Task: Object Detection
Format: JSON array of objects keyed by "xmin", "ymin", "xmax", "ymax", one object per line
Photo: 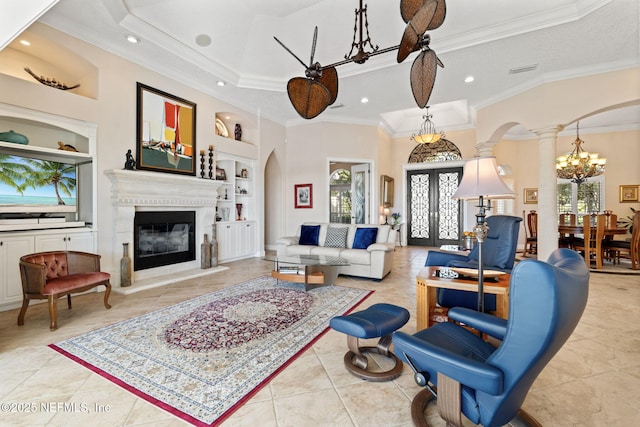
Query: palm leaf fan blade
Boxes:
[
  {"xmin": 397, "ymin": 0, "xmax": 437, "ymax": 63},
  {"xmin": 316, "ymin": 66, "xmax": 338, "ymax": 105},
  {"xmin": 410, "ymin": 49, "xmax": 438, "ymax": 108},
  {"xmin": 287, "ymin": 78, "xmax": 331, "ymax": 119}
]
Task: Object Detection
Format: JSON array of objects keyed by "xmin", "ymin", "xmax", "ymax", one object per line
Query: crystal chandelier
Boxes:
[
  {"xmin": 411, "ymin": 106, "xmax": 444, "ymax": 144},
  {"xmin": 556, "ymin": 122, "xmax": 606, "ymax": 184}
]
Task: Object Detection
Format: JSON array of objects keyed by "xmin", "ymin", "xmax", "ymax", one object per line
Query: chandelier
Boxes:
[
  {"xmin": 411, "ymin": 107, "xmax": 444, "ymax": 144},
  {"xmin": 556, "ymin": 122, "xmax": 606, "ymax": 184}
]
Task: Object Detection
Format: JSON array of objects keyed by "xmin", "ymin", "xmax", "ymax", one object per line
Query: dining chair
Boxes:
[
  {"xmin": 604, "ymin": 210, "xmax": 640, "ymax": 269},
  {"xmin": 573, "ymin": 214, "xmax": 606, "ymax": 269},
  {"xmin": 522, "ymin": 210, "xmax": 537, "ymax": 257},
  {"xmin": 558, "ymin": 213, "xmax": 576, "ymax": 248}
]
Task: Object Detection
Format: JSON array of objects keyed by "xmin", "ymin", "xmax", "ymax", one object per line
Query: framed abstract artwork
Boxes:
[
  {"xmin": 294, "ymin": 184, "xmax": 313, "ymax": 208},
  {"xmin": 136, "ymin": 82, "xmax": 197, "ymax": 175}
]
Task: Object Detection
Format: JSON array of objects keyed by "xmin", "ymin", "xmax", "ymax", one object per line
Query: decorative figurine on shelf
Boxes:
[
  {"xmin": 124, "ymin": 149, "xmax": 136, "ymax": 170},
  {"xmin": 57, "ymin": 141, "xmax": 78, "ymax": 152},
  {"xmin": 236, "ymin": 203, "xmax": 243, "ymax": 221},
  {"xmin": 234, "ymin": 123, "xmax": 242, "ymax": 141},
  {"xmin": 224, "ymin": 188, "xmax": 228, "ymax": 200},
  {"xmin": 241, "ymin": 168, "xmax": 248, "ymax": 178}
]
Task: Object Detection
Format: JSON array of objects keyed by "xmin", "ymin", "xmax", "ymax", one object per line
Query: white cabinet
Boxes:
[
  {"xmin": 35, "ymin": 230, "xmax": 95, "ymax": 252},
  {"xmin": 0, "ymin": 234, "xmax": 35, "ymax": 308},
  {"xmin": 216, "ymin": 221, "xmax": 257, "ymax": 262}
]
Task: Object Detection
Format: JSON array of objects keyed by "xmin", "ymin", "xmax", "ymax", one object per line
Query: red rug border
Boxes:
[{"xmin": 48, "ymin": 286, "xmax": 374, "ymax": 426}]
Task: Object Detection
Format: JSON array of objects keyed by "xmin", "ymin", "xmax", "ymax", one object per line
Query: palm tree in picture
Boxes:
[
  {"xmin": 0, "ymin": 154, "xmax": 30, "ymax": 194},
  {"xmin": 22, "ymin": 159, "xmax": 76, "ymax": 205}
]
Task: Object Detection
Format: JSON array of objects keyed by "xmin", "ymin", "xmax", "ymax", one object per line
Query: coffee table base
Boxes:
[{"xmin": 271, "ymin": 264, "xmax": 340, "ymax": 291}]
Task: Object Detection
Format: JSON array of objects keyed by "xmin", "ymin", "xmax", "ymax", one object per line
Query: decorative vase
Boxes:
[
  {"xmin": 236, "ymin": 203, "xmax": 243, "ymax": 221},
  {"xmin": 0, "ymin": 130, "xmax": 29, "ymax": 145},
  {"xmin": 234, "ymin": 123, "xmax": 242, "ymax": 141},
  {"xmin": 210, "ymin": 224, "xmax": 218, "ymax": 267},
  {"xmin": 120, "ymin": 243, "xmax": 132, "ymax": 287},
  {"xmin": 201, "ymin": 234, "xmax": 212, "ymax": 269},
  {"xmin": 221, "ymin": 207, "xmax": 230, "ymax": 222}
]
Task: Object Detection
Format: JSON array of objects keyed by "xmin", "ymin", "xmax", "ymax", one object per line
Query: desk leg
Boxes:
[{"xmin": 416, "ymin": 279, "xmax": 437, "ymax": 330}]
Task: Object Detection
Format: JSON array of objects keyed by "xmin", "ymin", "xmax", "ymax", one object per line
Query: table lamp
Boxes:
[
  {"xmin": 383, "ymin": 207, "xmax": 392, "ymax": 225},
  {"xmin": 452, "ymin": 157, "xmax": 515, "ymax": 312}
]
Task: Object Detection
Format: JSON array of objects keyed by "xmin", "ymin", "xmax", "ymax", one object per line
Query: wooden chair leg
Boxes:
[
  {"xmin": 17, "ymin": 298, "xmax": 29, "ymax": 326},
  {"xmin": 67, "ymin": 294, "xmax": 72, "ymax": 309},
  {"xmin": 48, "ymin": 295, "xmax": 58, "ymax": 331},
  {"xmin": 103, "ymin": 283, "xmax": 112, "ymax": 309}
]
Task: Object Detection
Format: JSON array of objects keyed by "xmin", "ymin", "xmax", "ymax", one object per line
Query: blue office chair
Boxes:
[
  {"xmin": 425, "ymin": 215, "xmax": 522, "ymax": 312},
  {"xmin": 393, "ymin": 248, "xmax": 589, "ymax": 427}
]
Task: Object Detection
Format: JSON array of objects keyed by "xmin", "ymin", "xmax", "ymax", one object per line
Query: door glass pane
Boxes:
[
  {"xmin": 438, "ymin": 172, "xmax": 460, "ymax": 240},
  {"xmin": 410, "ymin": 173, "xmax": 430, "ymax": 239},
  {"xmin": 352, "ymin": 169, "xmax": 366, "ymax": 224}
]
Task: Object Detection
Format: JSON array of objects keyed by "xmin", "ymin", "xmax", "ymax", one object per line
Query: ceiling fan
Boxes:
[{"xmin": 274, "ymin": 0, "xmax": 447, "ymax": 119}]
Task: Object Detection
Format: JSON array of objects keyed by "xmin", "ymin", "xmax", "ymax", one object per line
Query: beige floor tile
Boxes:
[{"xmin": 0, "ymin": 247, "xmax": 639, "ymax": 426}]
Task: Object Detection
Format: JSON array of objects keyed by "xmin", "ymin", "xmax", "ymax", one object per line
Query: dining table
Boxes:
[{"xmin": 557, "ymin": 225, "xmax": 627, "ymax": 236}]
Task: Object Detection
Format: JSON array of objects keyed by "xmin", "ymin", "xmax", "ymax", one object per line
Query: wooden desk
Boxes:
[{"xmin": 416, "ymin": 267, "xmax": 511, "ymax": 330}]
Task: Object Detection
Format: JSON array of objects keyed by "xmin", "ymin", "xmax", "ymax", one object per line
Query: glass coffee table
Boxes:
[{"xmin": 263, "ymin": 254, "xmax": 350, "ymax": 291}]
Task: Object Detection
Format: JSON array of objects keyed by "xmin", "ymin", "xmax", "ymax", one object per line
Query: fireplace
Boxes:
[
  {"xmin": 133, "ymin": 211, "xmax": 196, "ymax": 271},
  {"xmin": 106, "ymin": 169, "xmax": 222, "ymax": 288}
]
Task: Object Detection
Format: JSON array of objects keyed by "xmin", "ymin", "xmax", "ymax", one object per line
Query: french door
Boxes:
[
  {"xmin": 350, "ymin": 163, "xmax": 370, "ymax": 224},
  {"xmin": 406, "ymin": 167, "xmax": 463, "ymax": 246}
]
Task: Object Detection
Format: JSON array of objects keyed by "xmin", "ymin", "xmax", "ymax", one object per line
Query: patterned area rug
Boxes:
[{"xmin": 49, "ymin": 277, "xmax": 372, "ymax": 426}]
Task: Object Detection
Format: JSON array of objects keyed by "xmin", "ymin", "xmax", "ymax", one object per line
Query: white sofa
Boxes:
[{"xmin": 276, "ymin": 223, "xmax": 395, "ymax": 280}]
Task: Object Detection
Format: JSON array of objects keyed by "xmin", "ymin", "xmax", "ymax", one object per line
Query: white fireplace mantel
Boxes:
[{"xmin": 105, "ymin": 169, "xmax": 225, "ymax": 292}]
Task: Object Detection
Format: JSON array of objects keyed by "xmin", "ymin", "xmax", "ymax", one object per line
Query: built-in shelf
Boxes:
[{"xmin": 0, "ymin": 140, "xmax": 92, "ymax": 164}]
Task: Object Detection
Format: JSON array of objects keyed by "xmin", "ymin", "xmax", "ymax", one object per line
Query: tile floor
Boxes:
[{"xmin": 0, "ymin": 246, "xmax": 639, "ymax": 426}]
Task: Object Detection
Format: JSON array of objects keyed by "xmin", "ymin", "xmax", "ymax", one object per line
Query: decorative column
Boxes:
[{"xmin": 532, "ymin": 125, "xmax": 564, "ymax": 260}]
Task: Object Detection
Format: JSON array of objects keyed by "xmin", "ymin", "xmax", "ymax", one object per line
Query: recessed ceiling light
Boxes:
[
  {"xmin": 464, "ymin": 75, "xmax": 475, "ymax": 83},
  {"xmin": 361, "ymin": 97, "xmax": 369, "ymax": 104},
  {"xmin": 217, "ymin": 81, "xmax": 226, "ymax": 87},
  {"xmin": 225, "ymin": 116, "xmax": 231, "ymax": 120},
  {"xmin": 20, "ymin": 40, "xmax": 31, "ymax": 46},
  {"xmin": 126, "ymin": 35, "xmax": 140, "ymax": 44},
  {"xmin": 195, "ymin": 34, "xmax": 212, "ymax": 47}
]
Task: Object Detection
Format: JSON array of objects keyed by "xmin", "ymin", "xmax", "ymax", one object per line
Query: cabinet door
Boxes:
[
  {"xmin": 217, "ymin": 223, "xmax": 234, "ymax": 261},
  {"xmin": 65, "ymin": 232, "xmax": 95, "ymax": 252},
  {"xmin": 35, "ymin": 231, "xmax": 94, "ymax": 252},
  {"xmin": 1, "ymin": 235, "xmax": 35, "ymax": 304},
  {"xmin": 239, "ymin": 222, "xmax": 256, "ymax": 258},
  {"xmin": 35, "ymin": 233, "xmax": 69, "ymax": 252}
]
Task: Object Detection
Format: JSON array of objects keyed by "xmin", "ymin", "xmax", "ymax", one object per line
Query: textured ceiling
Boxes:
[{"xmin": 23, "ymin": 0, "xmax": 640, "ymax": 136}]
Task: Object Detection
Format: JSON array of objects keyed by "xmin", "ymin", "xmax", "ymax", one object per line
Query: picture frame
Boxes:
[
  {"xmin": 136, "ymin": 82, "xmax": 197, "ymax": 175},
  {"xmin": 294, "ymin": 184, "xmax": 313, "ymax": 208},
  {"xmin": 619, "ymin": 185, "xmax": 639, "ymax": 203},
  {"xmin": 524, "ymin": 188, "xmax": 538, "ymax": 204},
  {"xmin": 215, "ymin": 167, "xmax": 227, "ymax": 181}
]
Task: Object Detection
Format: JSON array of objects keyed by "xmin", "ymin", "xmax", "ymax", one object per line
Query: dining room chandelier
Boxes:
[
  {"xmin": 556, "ymin": 122, "xmax": 606, "ymax": 184},
  {"xmin": 411, "ymin": 106, "xmax": 445, "ymax": 144}
]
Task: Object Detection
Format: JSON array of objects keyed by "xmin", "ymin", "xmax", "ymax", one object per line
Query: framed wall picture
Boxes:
[
  {"xmin": 294, "ymin": 184, "xmax": 313, "ymax": 208},
  {"xmin": 136, "ymin": 82, "xmax": 197, "ymax": 175},
  {"xmin": 619, "ymin": 185, "xmax": 639, "ymax": 202},
  {"xmin": 215, "ymin": 167, "xmax": 227, "ymax": 181},
  {"xmin": 524, "ymin": 188, "xmax": 538, "ymax": 204}
]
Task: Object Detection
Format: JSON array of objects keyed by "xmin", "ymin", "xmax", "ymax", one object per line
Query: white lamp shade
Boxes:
[{"xmin": 453, "ymin": 157, "xmax": 515, "ymax": 200}]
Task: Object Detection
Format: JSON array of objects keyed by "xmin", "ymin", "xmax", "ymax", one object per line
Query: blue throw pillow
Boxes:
[
  {"xmin": 352, "ymin": 227, "xmax": 378, "ymax": 249},
  {"xmin": 299, "ymin": 225, "xmax": 320, "ymax": 245}
]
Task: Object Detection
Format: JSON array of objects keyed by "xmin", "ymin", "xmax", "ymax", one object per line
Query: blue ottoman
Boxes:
[{"xmin": 330, "ymin": 303, "xmax": 410, "ymax": 381}]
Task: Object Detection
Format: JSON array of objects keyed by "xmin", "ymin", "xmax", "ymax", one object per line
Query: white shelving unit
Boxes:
[
  {"xmin": 215, "ymin": 153, "xmax": 257, "ymax": 262},
  {"xmin": 0, "ymin": 103, "xmax": 97, "ymax": 311}
]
